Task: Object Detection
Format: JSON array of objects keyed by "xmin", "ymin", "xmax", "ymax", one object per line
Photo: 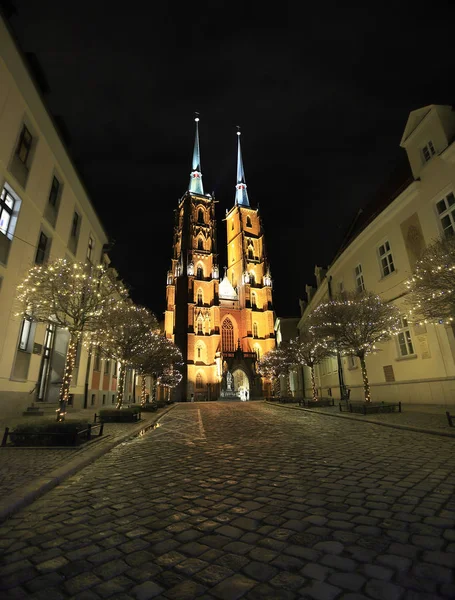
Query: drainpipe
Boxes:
[
  {"xmin": 328, "ymin": 275, "xmax": 347, "ymax": 400},
  {"xmin": 83, "ymin": 346, "xmax": 92, "ymax": 409}
]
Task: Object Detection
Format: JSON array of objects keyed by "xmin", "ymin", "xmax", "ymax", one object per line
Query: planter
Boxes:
[{"xmin": 98, "ymin": 407, "xmax": 141, "ymax": 423}]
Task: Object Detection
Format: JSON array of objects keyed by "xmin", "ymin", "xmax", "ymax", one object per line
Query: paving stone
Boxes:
[
  {"xmin": 174, "ymin": 558, "xmax": 208, "ymax": 576},
  {"xmin": 35, "ymin": 556, "xmax": 69, "ymax": 572},
  {"xmin": 244, "ymin": 582, "xmax": 296, "ymax": 599},
  {"xmin": 211, "ymin": 573, "xmax": 256, "ymax": 599},
  {"xmin": 364, "ymin": 579, "xmax": 404, "ymax": 600},
  {"xmin": 223, "ymin": 541, "xmax": 254, "ymax": 555},
  {"xmin": 421, "ymin": 550, "xmax": 455, "ymax": 567},
  {"xmin": 270, "ymin": 554, "xmax": 303, "ymax": 572},
  {"xmin": 94, "ymin": 576, "xmax": 133, "ymax": 598},
  {"xmin": 412, "ymin": 562, "xmax": 453, "ymax": 583},
  {"xmin": 313, "ymin": 541, "xmax": 344, "ymax": 555},
  {"xmin": 301, "ymin": 563, "xmax": 332, "ymax": 582},
  {"xmin": 362, "ymin": 564, "xmax": 394, "ymax": 580},
  {"xmin": 377, "ymin": 554, "xmax": 412, "ymax": 571},
  {"xmin": 164, "ymin": 579, "xmax": 207, "ymax": 600},
  {"xmin": 299, "ymin": 581, "xmax": 341, "ymax": 600},
  {"xmin": 195, "ymin": 564, "xmax": 234, "ymax": 586},
  {"xmin": 328, "ymin": 572, "xmax": 366, "ymax": 591},
  {"xmin": 215, "ymin": 553, "xmax": 249, "ymax": 571},
  {"xmin": 64, "ymin": 572, "xmax": 103, "ymax": 596},
  {"xmin": 320, "ymin": 554, "xmax": 357, "ymax": 571},
  {"xmin": 130, "ymin": 580, "xmax": 164, "ymax": 599},
  {"xmin": 243, "ymin": 560, "xmax": 278, "ymax": 582},
  {"xmin": 93, "ymin": 558, "xmax": 129, "ymax": 580}
]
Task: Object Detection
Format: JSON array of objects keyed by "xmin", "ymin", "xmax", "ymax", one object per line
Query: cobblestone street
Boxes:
[{"xmin": 0, "ymin": 401, "xmax": 454, "ymax": 600}]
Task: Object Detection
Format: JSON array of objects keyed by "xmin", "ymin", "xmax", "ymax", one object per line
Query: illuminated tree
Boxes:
[
  {"xmin": 17, "ymin": 259, "xmax": 124, "ymax": 420},
  {"xmin": 257, "ymin": 346, "xmax": 292, "ymax": 397},
  {"xmin": 97, "ymin": 302, "xmax": 158, "ymax": 408},
  {"xmin": 309, "ymin": 291, "xmax": 401, "ymax": 402},
  {"xmin": 158, "ymin": 367, "xmax": 183, "ymax": 402},
  {"xmin": 290, "ymin": 326, "xmax": 333, "ymax": 401},
  {"xmin": 405, "ymin": 235, "xmax": 455, "ymax": 323},
  {"xmin": 137, "ymin": 335, "xmax": 182, "ymax": 404}
]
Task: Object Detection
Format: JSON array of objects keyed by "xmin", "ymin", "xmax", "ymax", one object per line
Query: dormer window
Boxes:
[
  {"xmin": 422, "ymin": 141, "xmax": 436, "ymax": 163},
  {"xmin": 246, "ymin": 216, "xmax": 252, "ymax": 228}
]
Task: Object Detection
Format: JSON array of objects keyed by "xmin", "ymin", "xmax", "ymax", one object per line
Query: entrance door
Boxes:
[{"xmin": 233, "ymin": 369, "xmax": 250, "ymax": 401}]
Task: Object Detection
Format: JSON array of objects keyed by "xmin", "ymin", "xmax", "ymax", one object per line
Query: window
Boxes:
[
  {"xmin": 102, "ymin": 394, "xmax": 106, "ymax": 405},
  {"xmin": 87, "ymin": 235, "xmax": 95, "ymax": 262},
  {"xmin": 0, "ymin": 187, "xmax": 14, "ymax": 236},
  {"xmin": 222, "ymin": 318, "xmax": 235, "ymax": 352},
  {"xmin": 246, "ymin": 216, "xmax": 252, "ymax": 228},
  {"xmin": 91, "ymin": 394, "xmax": 96, "ymax": 406},
  {"xmin": 18, "ymin": 316, "xmax": 32, "ymax": 351},
  {"xmin": 248, "ymin": 245, "xmax": 253, "ymax": 259},
  {"xmin": 94, "ymin": 349, "xmax": 101, "ymax": 371},
  {"xmin": 397, "ymin": 316, "xmax": 414, "ymax": 357},
  {"xmin": 254, "ymin": 346, "xmax": 260, "ymax": 360},
  {"xmin": 48, "ymin": 176, "xmax": 60, "ymax": 208},
  {"xmin": 16, "ymin": 125, "xmax": 32, "ymax": 164},
  {"xmin": 347, "ymin": 355, "xmax": 357, "ymax": 369},
  {"xmin": 35, "ymin": 232, "xmax": 50, "ymax": 264},
  {"xmin": 69, "ymin": 210, "xmax": 81, "ymax": 254},
  {"xmin": 251, "ymin": 292, "xmax": 257, "ymax": 309},
  {"xmin": 112, "ymin": 394, "xmax": 115, "ymax": 405},
  {"xmin": 197, "ymin": 346, "xmax": 201, "ymax": 359},
  {"xmin": 196, "ymin": 373, "xmax": 203, "ymax": 388},
  {"xmin": 197, "ymin": 266, "xmax": 203, "ymax": 279},
  {"xmin": 378, "ymin": 241, "xmax": 395, "ymax": 277},
  {"xmin": 253, "ymin": 322, "xmax": 258, "ymax": 338},
  {"xmin": 198, "ymin": 209, "xmax": 204, "ymax": 223},
  {"xmin": 422, "ymin": 140, "xmax": 436, "ymax": 163},
  {"xmin": 197, "ymin": 290, "xmax": 203, "ymax": 306},
  {"xmin": 436, "ymin": 192, "xmax": 455, "ymax": 237},
  {"xmin": 231, "ymin": 221, "xmax": 234, "ymax": 230},
  {"xmin": 250, "ymin": 272, "xmax": 255, "ymax": 285},
  {"xmin": 104, "ymin": 359, "xmax": 110, "ymax": 374},
  {"xmin": 355, "ymin": 264, "xmax": 365, "ymax": 292},
  {"xmin": 197, "ymin": 238, "xmax": 203, "ymax": 250},
  {"xmin": 197, "ymin": 320, "xmax": 203, "ymax": 334}
]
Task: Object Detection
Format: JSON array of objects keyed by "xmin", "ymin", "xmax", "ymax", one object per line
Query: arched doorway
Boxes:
[{"xmin": 232, "ymin": 368, "xmax": 250, "ymax": 401}]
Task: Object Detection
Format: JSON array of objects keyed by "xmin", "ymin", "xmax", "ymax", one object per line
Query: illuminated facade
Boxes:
[{"xmin": 164, "ymin": 121, "xmax": 275, "ymax": 400}]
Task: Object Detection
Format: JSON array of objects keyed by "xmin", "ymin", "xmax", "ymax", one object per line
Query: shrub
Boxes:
[
  {"xmin": 140, "ymin": 403, "xmax": 157, "ymax": 412},
  {"xmin": 99, "ymin": 406, "xmax": 141, "ymax": 422},
  {"xmin": 9, "ymin": 419, "xmax": 90, "ymax": 447}
]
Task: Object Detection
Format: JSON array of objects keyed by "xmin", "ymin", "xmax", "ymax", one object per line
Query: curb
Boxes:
[
  {"xmin": 0, "ymin": 404, "xmax": 176, "ymax": 523},
  {"xmin": 265, "ymin": 401, "xmax": 455, "ymax": 439}
]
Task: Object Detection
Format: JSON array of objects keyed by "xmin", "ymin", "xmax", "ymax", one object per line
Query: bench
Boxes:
[{"xmin": 339, "ymin": 401, "xmax": 401, "ymax": 414}]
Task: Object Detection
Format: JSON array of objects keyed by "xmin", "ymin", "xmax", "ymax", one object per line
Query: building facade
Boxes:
[
  {"xmin": 165, "ymin": 121, "xmax": 276, "ymax": 400},
  {"xmin": 0, "ymin": 15, "xmax": 140, "ymax": 416},
  {"xmin": 299, "ymin": 104, "xmax": 455, "ymax": 405}
]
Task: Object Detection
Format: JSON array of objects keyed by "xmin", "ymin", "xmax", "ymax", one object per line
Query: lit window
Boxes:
[
  {"xmin": 196, "ymin": 373, "xmax": 203, "ymax": 388},
  {"xmin": 246, "ymin": 216, "xmax": 252, "ymax": 228},
  {"xmin": 197, "ymin": 266, "xmax": 203, "ymax": 279},
  {"xmin": 0, "ymin": 187, "xmax": 14, "ymax": 236},
  {"xmin": 378, "ymin": 241, "xmax": 395, "ymax": 277},
  {"xmin": 16, "ymin": 125, "xmax": 33, "ymax": 164},
  {"xmin": 251, "ymin": 292, "xmax": 257, "ymax": 309},
  {"xmin": 222, "ymin": 318, "xmax": 234, "ymax": 352},
  {"xmin": 250, "ymin": 271, "xmax": 256, "ymax": 285},
  {"xmin": 422, "ymin": 140, "xmax": 436, "ymax": 163},
  {"xmin": 248, "ymin": 245, "xmax": 253, "ymax": 259},
  {"xmin": 197, "ymin": 290, "xmax": 203, "ymax": 305},
  {"xmin": 254, "ymin": 346, "xmax": 260, "ymax": 360},
  {"xmin": 197, "ymin": 238, "xmax": 203, "ymax": 250},
  {"xmin": 104, "ymin": 359, "xmax": 110, "ymax": 374},
  {"xmin": 197, "ymin": 346, "xmax": 201, "ymax": 358},
  {"xmin": 436, "ymin": 192, "xmax": 455, "ymax": 237},
  {"xmin": 355, "ymin": 264, "xmax": 365, "ymax": 292},
  {"xmin": 397, "ymin": 316, "xmax": 414, "ymax": 357},
  {"xmin": 18, "ymin": 316, "xmax": 32, "ymax": 351},
  {"xmin": 87, "ymin": 235, "xmax": 94, "ymax": 262},
  {"xmin": 35, "ymin": 231, "xmax": 50, "ymax": 264},
  {"xmin": 253, "ymin": 322, "xmax": 258, "ymax": 338},
  {"xmin": 197, "ymin": 320, "xmax": 203, "ymax": 334}
]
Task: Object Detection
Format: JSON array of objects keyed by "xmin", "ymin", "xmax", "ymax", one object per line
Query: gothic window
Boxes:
[
  {"xmin": 246, "ymin": 216, "xmax": 252, "ymax": 228},
  {"xmin": 250, "ymin": 272, "xmax": 255, "ymax": 285},
  {"xmin": 197, "ymin": 319, "xmax": 203, "ymax": 335},
  {"xmin": 253, "ymin": 322, "xmax": 258, "ymax": 338},
  {"xmin": 198, "ymin": 209, "xmax": 204, "ymax": 224},
  {"xmin": 196, "ymin": 373, "xmax": 203, "ymax": 388},
  {"xmin": 251, "ymin": 292, "xmax": 257, "ymax": 309},
  {"xmin": 197, "ymin": 346, "xmax": 201, "ymax": 359},
  {"xmin": 197, "ymin": 290, "xmax": 203, "ymax": 305},
  {"xmin": 197, "ymin": 238, "xmax": 203, "ymax": 250},
  {"xmin": 248, "ymin": 244, "xmax": 253, "ymax": 259},
  {"xmin": 222, "ymin": 318, "xmax": 234, "ymax": 352},
  {"xmin": 254, "ymin": 345, "xmax": 260, "ymax": 360},
  {"xmin": 197, "ymin": 266, "xmax": 203, "ymax": 279}
]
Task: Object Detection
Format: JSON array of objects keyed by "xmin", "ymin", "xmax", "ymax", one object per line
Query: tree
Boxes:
[
  {"xmin": 405, "ymin": 235, "xmax": 455, "ymax": 323},
  {"xmin": 309, "ymin": 291, "xmax": 401, "ymax": 402},
  {"xmin": 137, "ymin": 335, "xmax": 182, "ymax": 404},
  {"xmin": 96, "ymin": 302, "xmax": 158, "ymax": 408},
  {"xmin": 17, "ymin": 259, "xmax": 124, "ymax": 420},
  {"xmin": 257, "ymin": 346, "xmax": 292, "ymax": 397},
  {"xmin": 289, "ymin": 325, "xmax": 333, "ymax": 401},
  {"xmin": 158, "ymin": 367, "xmax": 183, "ymax": 403}
]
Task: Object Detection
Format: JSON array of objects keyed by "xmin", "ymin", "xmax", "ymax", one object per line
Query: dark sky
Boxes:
[{"xmin": 4, "ymin": 1, "xmax": 455, "ymax": 319}]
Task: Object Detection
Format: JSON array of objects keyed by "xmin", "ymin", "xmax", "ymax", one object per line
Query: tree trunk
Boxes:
[
  {"xmin": 151, "ymin": 374, "xmax": 157, "ymax": 402},
  {"xmin": 359, "ymin": 353, "xmax": 371, "ymax": 402},
  {"xmin": 310, "ymin": 365, "xmax": 318, "ymax": 401},
  {"xmin": 116, "ymin": 362, "xmax": 126, "ymax": 408},
  {"xmin": 141, "ymin": 374, "xmax": 147, "ymax": 404},
  {"xmin": 274, "ymin": 376, "xmax": 281, "ymax": 398},
  {"xmin": 58, "ymin": 333, "xmax": 78, "ymax": 421}
]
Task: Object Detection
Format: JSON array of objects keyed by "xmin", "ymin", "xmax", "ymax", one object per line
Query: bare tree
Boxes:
[
  {"xmin": 405, "ymin": 235, "xmax": 455, "ymax": 323},
  {"xmin": 96, "ymin": 302, "xmax": 158, "ymax": 408},
  {"xmin": 137, "ymin": 335, "xmax": 182, "ymax": 404},
  {"xmin": 290, "ymin": 325, "xmax": 333, "ymax": 401},
  {"xmin": 17, "ymin": 259, "xmax": 124, "ymax": 420},
  {"xmin": 309, "ymin": 291, "xmax": 401, "ymax": 402}
]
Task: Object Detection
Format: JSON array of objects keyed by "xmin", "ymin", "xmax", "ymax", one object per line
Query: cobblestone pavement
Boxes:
[{"xmin": 0, "ymin": 402, "xmax": 454, "ymax": 600}]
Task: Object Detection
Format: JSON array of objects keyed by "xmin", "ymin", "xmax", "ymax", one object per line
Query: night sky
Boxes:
[{"xmin": 4, "ymin": 1, "xmax": 455, "ymax": 320}]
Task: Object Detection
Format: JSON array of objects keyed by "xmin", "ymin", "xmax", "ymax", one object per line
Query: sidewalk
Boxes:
[
  {"xmin": 0, "ymin": 404, "xmax": 176, "ymax": 523},
  {"xmin": 267, "ymin": 399, "xmax": 455, "ymax": 438}
]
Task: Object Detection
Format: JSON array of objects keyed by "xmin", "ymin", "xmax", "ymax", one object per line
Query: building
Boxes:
[
  {"xmin": 164, "ymin": 120, "xmax": 276, "ymax": 401},
  {"xmin": 0, "ymin": 14, "xmax": 139, "ymax": 417},
  {"xmin": 299, "ymin": 104, "xmax": 455, "ymax": 405},
  {"xmin": 274, "ymin": 315, "xmax": 303, "ymax": 397}
]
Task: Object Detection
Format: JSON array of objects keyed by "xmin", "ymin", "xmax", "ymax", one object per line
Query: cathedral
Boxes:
[{"xmin": 164, "ymin": 118, "xmax": 276, "ymax": 401}]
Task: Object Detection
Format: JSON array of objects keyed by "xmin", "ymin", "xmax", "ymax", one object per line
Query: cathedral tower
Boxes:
[
  {"xmin": 165, "ymin": 120, "xmax": 275, "ymax": 401},
  {"xmin": 164, "ymin": 117, "xmax": 221, "ymax": 401}
]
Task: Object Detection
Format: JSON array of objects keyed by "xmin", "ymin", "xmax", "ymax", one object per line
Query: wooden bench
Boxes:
[{"xmin": 339, "ymin": 401, "xmax": 401, "ymax": 414}]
